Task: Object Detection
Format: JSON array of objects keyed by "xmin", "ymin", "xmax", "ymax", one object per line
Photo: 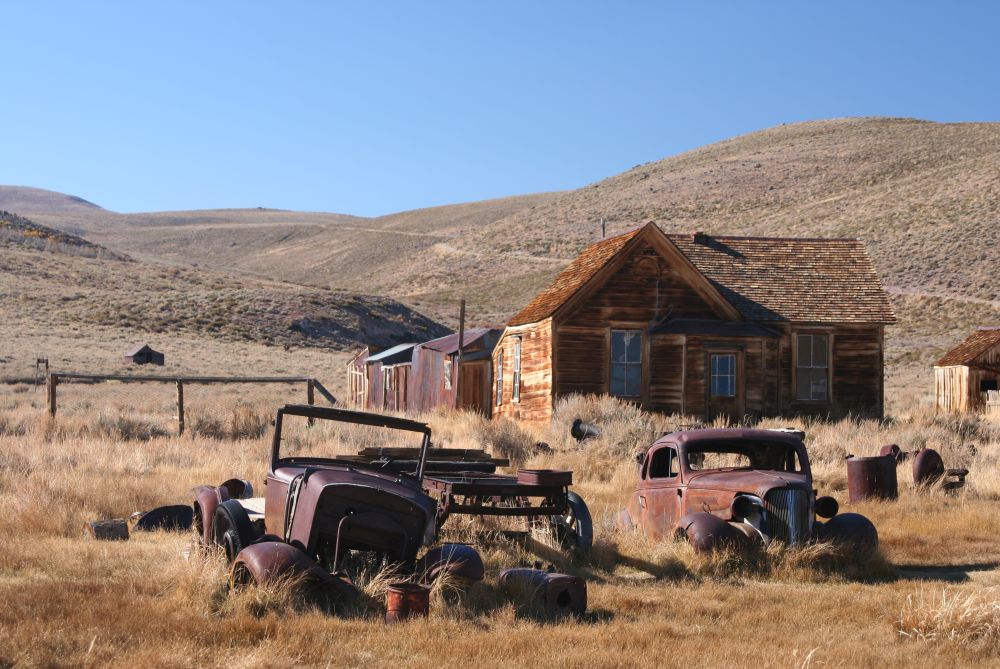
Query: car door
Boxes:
[{"xmin": 638, "ymin": 444, "xmax": 682, "ymax": 541}]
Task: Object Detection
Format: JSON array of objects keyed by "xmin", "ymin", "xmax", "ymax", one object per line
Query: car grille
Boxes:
[{"xmin": 764, "ymin": 488, "xmax": 810, "ymax": 545}]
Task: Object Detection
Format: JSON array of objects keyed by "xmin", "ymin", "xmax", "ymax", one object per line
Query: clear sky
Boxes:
[{"xmin": 2, "ymin": 2, "xmax": 998, "ymax": 216}]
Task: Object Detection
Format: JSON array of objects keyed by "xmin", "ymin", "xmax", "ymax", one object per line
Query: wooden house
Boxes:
[
  {"xmin": 346, "ymin": 347, "xmax": 372, "ymax": 408},
  {"xmin": 123, "ymin": 343, "xmax": 164, "ymax": 366},
  {"xmin": 408, "ymin": 328, "xmax": 502, "ymax": 415},
  {"xmin": 934, "ymin": 328, "xmax": 1000, "ymax": 413},
  {"xmin": 364, "ymin": 343, "xmax": 416, "ymax": 412},
  {"xmin": 492, "ymin": 223, "xmax": 895, "ymax": 422}
]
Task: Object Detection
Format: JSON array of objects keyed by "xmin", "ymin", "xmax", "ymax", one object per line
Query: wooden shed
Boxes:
[
  {"xmin": 492, "ymin": 223, "xmax": 895, "ymax": 423},
  {"xmin": 346, "ymin": 347, "xmax": 372, "ymax": 408},
  {"xmin": 934, "ymin": 327, "xmax": 1000, "ymax": 413},
  {"xmin": 123, "ymin": 343, "xmax": 164, "ymax": 366},
  {"xmin": 364, "ymin": 343, "xmax": 416, "ymax": 412},
  {"xmin": 408, "ymin": 328, "xmax": 501, "ymax": 416}
]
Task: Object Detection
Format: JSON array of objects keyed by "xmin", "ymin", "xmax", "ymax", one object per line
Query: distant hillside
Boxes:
[
  {"xmin": 8, "ymin": 117, "xmax": 995, "ymax": 329},
  {"xmin": 0, "ymin": 210, "xmax": 128, "ymax": 261},
  {"xmin": 0, "ymin": 244, "xmax": 447, "ymax": 355}
]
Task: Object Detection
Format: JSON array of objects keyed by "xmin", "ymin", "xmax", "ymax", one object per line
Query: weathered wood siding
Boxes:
[
  {"xmin": 555, "ymin": 326, "xmax": 608, "ymax": 396},
  {"xmin": 936, "ymin": 340, "xmax": 1000, "ymax": 413},
  {"xmin": 649, "ymin": 334, "xmax": 685, "ymax": 413},
  {"xmin": 493, "ymin": 319, "xmax": 553, "ymax": 421},
  {"xmin": 562, "ymin": 244, "xmax": 717, "ymax": 328}
]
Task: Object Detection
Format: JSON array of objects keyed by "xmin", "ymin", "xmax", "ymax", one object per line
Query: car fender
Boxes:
[
  {"xmin": 193, "ymin": 485, "xmax": 229, "ymax": 545},
  {"xmin": 814, "ymin": 512, "xmax": 878, "ymax": 552},
  {"xmin": 677, "ymin": 512, "xmax": 749, "ymax": 553},
  {"xmin": 231, "ymin": 540, "xmax": 359, "ymax": 599}
]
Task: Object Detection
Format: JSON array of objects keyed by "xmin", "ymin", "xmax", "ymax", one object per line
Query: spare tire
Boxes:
[{"xmin": 214, "ymin": 499, "xmax": 255, "ymax": 563}]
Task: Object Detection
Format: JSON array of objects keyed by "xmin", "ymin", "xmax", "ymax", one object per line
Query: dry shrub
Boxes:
[
  {"xmin": 228, "ymin": 404, "xmax": 268, "ymax": 440},
  {"xmin": 896, "ymin": 588, "xmax": 1000, "ymax": 654},
  {"xmin": 92, "ymin": 411, "xmax": 168, "ymax": 441},
  {"xmin": 0, "ymin": 413, "xmax": 27, "ymax": 437}
]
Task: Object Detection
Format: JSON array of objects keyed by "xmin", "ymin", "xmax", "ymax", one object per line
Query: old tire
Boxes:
[
  {"xmin": 214, "ymin": 500, "xmax": 254, "ymax": 563},
  {"xmin": 553, "ymin": 492, "xmax": 594, "ymax": 551}
]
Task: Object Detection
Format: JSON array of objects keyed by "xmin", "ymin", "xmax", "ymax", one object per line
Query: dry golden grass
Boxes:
[{"xmin": 3, "ymin": 388, "xmax": 1000, "ymax": 667}]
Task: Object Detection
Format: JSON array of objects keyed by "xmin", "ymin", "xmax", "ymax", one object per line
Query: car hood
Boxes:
[{"xmin": 684, "ymin": 469, "xmax": 812, "ymax": 497}]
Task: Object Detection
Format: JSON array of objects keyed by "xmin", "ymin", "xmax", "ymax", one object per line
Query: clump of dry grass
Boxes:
[{"xmin": 896, "ymin": 588, "xmax": 1000, "ymax": 654}]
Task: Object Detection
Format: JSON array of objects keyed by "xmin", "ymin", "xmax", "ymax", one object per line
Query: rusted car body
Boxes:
[
  {"xmin": 620, "ymin": 428, "xmax": 877, "ymax": 552},
  {"xmin": 193, "ymin": 405, "xmax": 439, "ymax": 589}
]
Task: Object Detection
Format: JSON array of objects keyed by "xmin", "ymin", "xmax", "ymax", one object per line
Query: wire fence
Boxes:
[{"xmin": 43, "ymin": 373, "xmax": 336, "ymax": 439}]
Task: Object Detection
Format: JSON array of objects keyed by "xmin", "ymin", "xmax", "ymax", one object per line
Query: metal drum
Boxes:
[
  {"xmin": 846, "ymin": 455, "xmax": 898, "ymax": 502},
  {"xmin": 385, "ymin": 583, "xmax": 430, "ymax": 623}
]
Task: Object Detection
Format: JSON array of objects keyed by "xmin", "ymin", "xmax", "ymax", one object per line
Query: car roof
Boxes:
[{"xmin": 651, "ymin": 428, "xmax": 805, "ymax": 450}]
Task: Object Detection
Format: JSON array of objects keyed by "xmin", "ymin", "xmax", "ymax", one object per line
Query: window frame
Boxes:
[
  {"xmin": 609, "ymin": 328, "xmax": 643, "ymax": 398},
  {"xmin": 709, "ymin": 352, "xmax": 737, "ymax": 398},
  {"xmin": 512, "ymin": 337, "xmax": 522, "ymax": 403},
  {"xmin": 793, "ymin": 331, "xmax": 833, "ymax": 403},
  {"xmin": 495, "ymin": 350, "xmax": 504, "ymax": 407},
  {"xmin": 646, "ymin": 445, "xmax": 679, "ymax": 480}
]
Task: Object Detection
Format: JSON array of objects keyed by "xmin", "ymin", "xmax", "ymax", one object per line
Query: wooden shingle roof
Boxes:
[
  {"xmin": 508, "ymin": 223, "xmax": 896, "ymax": 326},
  {"xmin": 669, "ymin": 233, "xmax": 896, "ymax": 324},
  {"xmin": 508, "ymin": 228, "xmax": 643, "ymax": 326},
  {"xmin": 936, "ymin": 328, "xmax": 1000, "ymax": 366}
]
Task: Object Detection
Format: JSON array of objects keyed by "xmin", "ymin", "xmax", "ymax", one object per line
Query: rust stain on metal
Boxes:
[
  {"xmin": 846, "ymin": 454, "xmax": 899, "ymax": 502},
  {"xmin": 385, "ymin": 583, "xmax": 430, "ymax": 623}
]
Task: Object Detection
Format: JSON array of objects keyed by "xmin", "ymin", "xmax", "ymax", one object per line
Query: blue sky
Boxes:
[{"xmin": 2, "ymin": 2, "xmax": 998, "ymax": 216}]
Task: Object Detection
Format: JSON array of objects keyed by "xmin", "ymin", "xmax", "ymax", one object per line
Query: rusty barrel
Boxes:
[
  {"xmin": 385, "ymin": 583, "xmax": 429, "ymax": 623},
  {"xmin": 846, "ymin": 455, "xmax": 898, "ymax": 502}
]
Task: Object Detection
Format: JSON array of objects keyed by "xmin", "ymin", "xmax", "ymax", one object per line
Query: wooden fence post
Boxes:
[
  {"xmin": 47, "ymin": 373, "xmax": 58, "ymax": 417},
  {"xmin": 176, "ymin": 380, "xmax": 185, "ymax": 436},
  {"xmin": 306, "ymin": 379, "xmax": 315, "ymax": 425}
]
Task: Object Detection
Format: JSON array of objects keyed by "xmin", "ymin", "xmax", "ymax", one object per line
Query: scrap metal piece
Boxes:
[
  {"xmin": 84, "ymin": 519, "xmax": 129, "ymax": 541},
  {"xmin": 131, "ymin": 505, "xmax": 194, "ymax": 532},
  {"xmin": 814, "ymin": 512, "xmax": 878, "ymax": 552},
  {"xmin": 570, "ymin": 418, "xmax": 601, "ymax": 441},
  {"xmin": 912, "ymin": 448, "xmax": 946, "ymax": 486},
  {"xmin": 516, "ymin": 469, "xmax": 572, "ymax": 486},
  {"xmin": 499, "ymin": 568, "xmax": 587, "ymax": 619},
  {"xmin": 385, "ymin": 583, "xmax": 430, "ymax": 623},
  {"xmin": 416, "ymin": 543, "xmax": 485, "ymax": 584},
  {"xmin": 846, "ymin": 454, "xmax": 898, "ymax": 502}
]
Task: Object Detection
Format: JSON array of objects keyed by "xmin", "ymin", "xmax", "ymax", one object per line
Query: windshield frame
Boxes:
[{"xmin": 680, "ymin": 438, "xmax": 808, "ymax": 477}]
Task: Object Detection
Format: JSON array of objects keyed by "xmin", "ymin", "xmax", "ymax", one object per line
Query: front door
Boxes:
[
  {"xmin": 706, "ymin": 350, "xmax": 744, "ymax": 423},
  {"xmin": 637, "ymin": 444, "xmax": 682, "ymax": 540},
  {"xmin": 457, "ymin": 361, "xmax": 488, "ymax": 415}
]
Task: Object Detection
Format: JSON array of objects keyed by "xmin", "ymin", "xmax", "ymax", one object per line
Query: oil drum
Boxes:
[
  {"xmin": 846, "ymin": 455, "xmax": 898, "ymax": 502},
  {"xmin": 385, "ymin": 583, "xmax": 430, "ymax": 623}
]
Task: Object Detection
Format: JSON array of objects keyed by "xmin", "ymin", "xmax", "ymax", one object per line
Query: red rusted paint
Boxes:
[{"xmin": 846, "ymin": 455, "xmax": 898, "ymax": 502}]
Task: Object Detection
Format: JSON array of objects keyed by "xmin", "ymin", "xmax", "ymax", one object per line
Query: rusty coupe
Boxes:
[{"xmin": 619, "ymin": 428, "xmax": 878, "ymax": 552}]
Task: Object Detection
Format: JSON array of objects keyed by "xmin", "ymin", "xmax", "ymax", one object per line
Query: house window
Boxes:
[
  {"xmin": 710, "ymin": 354, "xmax": 736, "ymax": 397},
  {"xmin": 495, "ymin": 350, "xmax": 504, "ymax": 406},
  {"xmin": 796, "ymin": 333, "xmax": 829, "ymax": 401},
  {"xmin": 610, "ymin": 329, "xmax": 642, "ymax": 397},
  {"xmin": 443, "ymin": 358, "xmax": 452, "ymax": 390},
  {"xmin": 512, "ymin": 337, "xmax": 522, "ymax": 402}
]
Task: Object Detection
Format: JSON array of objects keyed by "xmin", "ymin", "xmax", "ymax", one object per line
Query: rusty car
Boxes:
[
  {"xmin": 618, "ymin": 428, "xmax": 877, "ymax": 552},
  {"xmin": 193, "ymin": 404, "xmax": 591, "ymax": 593}
]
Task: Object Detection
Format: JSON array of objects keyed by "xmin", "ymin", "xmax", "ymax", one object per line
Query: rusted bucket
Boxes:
[
  {"xmin": 846, "ymin": 455, "xmax": 898, "ymax": 503},
  {"xmin": 385, "ymin": 583, "xmax": 430, "ymax": 623}
]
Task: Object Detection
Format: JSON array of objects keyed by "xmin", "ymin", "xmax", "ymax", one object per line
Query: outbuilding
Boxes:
[
  {"xmin": 408, "ymin": 328, "xmax": 502, "ymax": 416},
  {"xmin": 364, "ymin": 343, "xmax": 416, "ymax": 412},
  {"xmin": 123, "ymin": 343, "xmax": 164, "ymax": 366},
  {"xmin": 935, "ymin": 327, "xmax": 1000, "ymax": 413}
]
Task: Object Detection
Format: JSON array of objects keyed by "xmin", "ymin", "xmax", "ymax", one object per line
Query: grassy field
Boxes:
[{"xmin": 2, "ymin": 388, "xmax": 1000, "ymax": 668}]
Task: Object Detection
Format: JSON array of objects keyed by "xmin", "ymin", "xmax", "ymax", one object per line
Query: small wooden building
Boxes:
[
  {"xmin": 123, "ymin": 343, "xmax": 164, "ymax": 366},
  {"xmin": 935, "ymin": 327, "xmax": 1000, "ymax": 413},
  {"xmin": 408, "ymin": 328, "xmax": 502, "ymax": 415},
  {"xmin": 364, "ymin": 343, "xmax": 416, "ymax": 412},
  {"xmin": 492, "ymin": 223, "xmax": 895, "ymax": 422},
  {"xmin": 346, "ymin": 347, "xmax": 372, "ymax": 408}
]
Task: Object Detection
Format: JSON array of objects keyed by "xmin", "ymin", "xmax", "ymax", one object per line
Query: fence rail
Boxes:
[{"xmin": 46, "ymin": 372, "xmax": 337, "ymax": 436}]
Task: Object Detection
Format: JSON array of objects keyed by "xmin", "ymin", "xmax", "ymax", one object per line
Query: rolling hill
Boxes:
[{"xmin": 3, "ymin": 117, "xmax": 998, "ymax": 398}]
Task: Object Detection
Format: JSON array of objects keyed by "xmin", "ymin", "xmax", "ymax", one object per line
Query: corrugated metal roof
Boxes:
[
  {"xmin": 419, "ymin": 327, "xmax": 498, "ymax": 354},
  {"xmin": 937, "ymin": 328, "xmax": 1000, "ymax": 366},
  {"xmin": 507, "ymin": 222, "xmax": 896, "ymax": 326},
  {"xmin": 366, "ymin": 343, "xmax": 416, "ymax": 365}
]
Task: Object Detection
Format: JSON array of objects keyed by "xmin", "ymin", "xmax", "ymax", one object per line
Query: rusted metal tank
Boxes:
[
  {"xmin": 498, "ymin": 568, "xmax": 587, "ymax": 619},
  {"xmin": 846, "ymin": 454, "xmax": 898, "ymax": 502},
  {"xmin": 385, "ymin": 583, "xmax": 430, "ymax": 623}
]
